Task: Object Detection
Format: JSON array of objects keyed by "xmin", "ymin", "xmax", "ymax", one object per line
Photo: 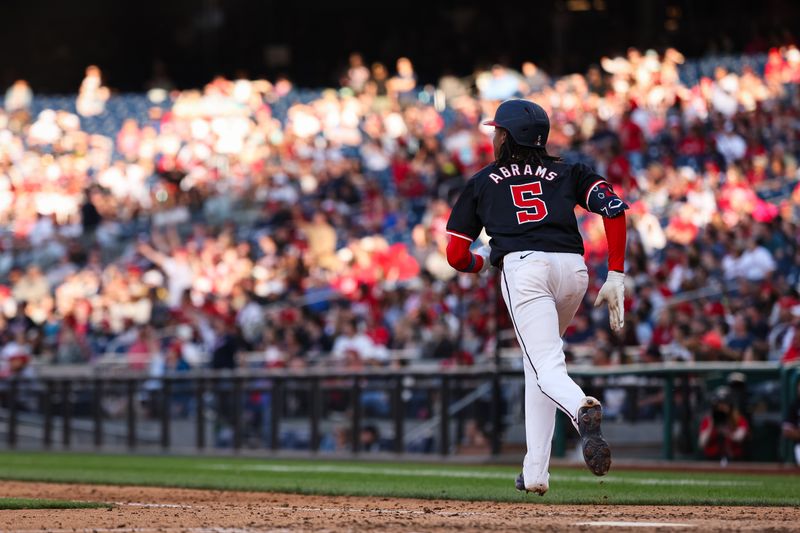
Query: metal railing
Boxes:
[
  {"xmin": 2, "ymin": 362, "xmax": 798, "ymax": 462},
  {"xmin": 0, "ymin": 368, "xmax": 505, "ymax": 456}
]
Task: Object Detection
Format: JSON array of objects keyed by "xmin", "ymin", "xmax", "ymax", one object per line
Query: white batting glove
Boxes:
[
  {"xmin": 594, "ymin": 271, "xmax": 625, "ymax": 331},
  {"xmin": 475, "ymin": 244, "xmax": 492, "ymax": 273}
]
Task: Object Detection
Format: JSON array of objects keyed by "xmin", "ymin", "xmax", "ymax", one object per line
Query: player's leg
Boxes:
[
  {"xmin": 500, "ymin": 265, "xmax": 554, "ymax": 494},
  {"xmin": 549, "ymin": 252, "xmax": 592, "ymax": 429},
  {"xmin": 502, "ymin": 252, "xmax": 610, "ymax": 478},
  {"xmin": 552, "ymin": 252, "xmax": 611, "ymax": 476},
  {"xmin": 554, "ymin": 253, "xmax": 589, "ymax": 336},
  {"xmin": 500, "ymin": 253, "xmax": 584, "ymax": 429},
  {"xmin": 520, "ymin": 369, "xmax": 555, "ymax": 493}
]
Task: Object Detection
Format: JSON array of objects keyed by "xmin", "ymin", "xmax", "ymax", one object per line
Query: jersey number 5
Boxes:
[{"xmin": 510, "ymin": 182, "xmax": 548, "ymax": 224}]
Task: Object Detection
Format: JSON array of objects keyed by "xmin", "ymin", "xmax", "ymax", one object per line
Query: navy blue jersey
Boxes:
[{"xmin": 446, "ymin": 160, "xmax": 616, "ymax": 266}]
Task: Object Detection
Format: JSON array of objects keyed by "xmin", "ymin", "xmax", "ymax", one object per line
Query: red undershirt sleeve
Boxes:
[
  {"xmin": 603, "ymin": 213, "xmax": 626, "ymax": 273},
  {"xmin": 446, "ymin": 236, "xmax": 485, "ymax": 273}
]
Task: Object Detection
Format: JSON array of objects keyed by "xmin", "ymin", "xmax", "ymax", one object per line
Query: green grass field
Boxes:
[
  {"xmin": 1, "ymin": 451, "xmax": 798, "ymax": 506},
  {"xmin": 0, "ymin": 497, "xmax": 110, "ymax": 510}
]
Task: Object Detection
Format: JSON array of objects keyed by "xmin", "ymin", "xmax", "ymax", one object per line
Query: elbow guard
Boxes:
[{"xmin": 587, "ymin": 182, "xmax": 629, "ymax": 218}]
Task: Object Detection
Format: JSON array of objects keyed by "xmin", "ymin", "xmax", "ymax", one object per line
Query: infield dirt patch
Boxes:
[{"xmin": 1, "ymin": 481, "xmax": 798, "ymax": 532}]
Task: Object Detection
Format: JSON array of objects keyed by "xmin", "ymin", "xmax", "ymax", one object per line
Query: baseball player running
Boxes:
[{"xmin": 445, "ymin": 99, "xmax": 627, "ymax": 495}]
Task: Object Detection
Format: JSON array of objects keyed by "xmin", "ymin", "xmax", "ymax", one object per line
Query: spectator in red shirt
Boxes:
[
  {"xmin": 128, "ymin": 325, "xmax": 159, "ymax": 370},
  {"xmin": 650, "ymin": 310, "xmax": 675, "ymax": 347},
  {"xmin": 678, "ymin": 124, "xmax": 707, "ymax": 158},
  {"xmin": 781, "ymin": 325, "xmax": 800, "ymax": 364},
  {"xmin": 764, "ymin": 48, "xmax": 788, "ymax": 86},
  {"xmin": 665, "ymin": 204, "xmax": 700, "ymax": 245},
  {"xmin": 606, "ymin": 145, "xmax": 638, "ymax": 196},
  {"xmin": 619, "ymin": 110, "xmax": 645, "ymax": 171},
  {"xmin": 698, "ymin": 386, "xmax": 750, "ymax": 462}
]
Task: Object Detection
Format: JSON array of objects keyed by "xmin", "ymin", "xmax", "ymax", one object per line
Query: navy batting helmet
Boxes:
[{"xmin": 483, "ymin": 99, "xmax": 550, "ymax": 148}]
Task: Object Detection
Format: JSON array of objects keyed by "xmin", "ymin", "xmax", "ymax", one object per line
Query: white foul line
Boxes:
[
  {"xmin": 117, "ymin": 502, "xmax": 193, "ymax": 509},
  {"xmin": 576, "ymin": 522, "xmax": 695, "ymax": 528}
]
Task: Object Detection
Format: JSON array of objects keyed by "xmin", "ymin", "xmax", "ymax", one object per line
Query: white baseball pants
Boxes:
[{"xmin": 500, "ymin": 251, "xmax": 589, "ymax": 490}]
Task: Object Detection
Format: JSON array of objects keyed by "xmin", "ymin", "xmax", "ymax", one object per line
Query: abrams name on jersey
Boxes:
[{"xmin": 489, "ymin": 164, "xmax": 558, "ymax": 183}]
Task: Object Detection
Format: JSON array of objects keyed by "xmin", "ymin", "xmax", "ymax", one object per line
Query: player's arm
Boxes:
[
  {"xmin": 576, "ymin": 165, "xmax": 629, "ymax": 331},
  {"xmin": 446, "ymin": 179, "xmax": 490, "ymax": 274},
  {"xmin": 585, "ymin": 180, "xmax": 629, "ymax": 273},
  {"xmin": 446, "ymin": 234, "xmax": 490, "ymax": 274}
]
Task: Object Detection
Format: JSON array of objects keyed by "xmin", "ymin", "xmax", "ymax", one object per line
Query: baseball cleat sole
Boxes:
[{"xmin": 578, "ymin": 397, "xmax": 611, "ymax": 476}]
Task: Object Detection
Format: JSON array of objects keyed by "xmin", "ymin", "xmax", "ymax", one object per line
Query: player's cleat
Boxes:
[
  {"xmin": 578, "ymin": 396, "xmax": 611, "ymax": 476},
  {"xmin": 514, "ymin": 472, "xmax": 548, "ymax": 496}
]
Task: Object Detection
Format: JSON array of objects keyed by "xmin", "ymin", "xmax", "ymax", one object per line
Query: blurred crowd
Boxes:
[{"xmin": 2, "ymin": 43, "xmax": 800, "ymax": 378}]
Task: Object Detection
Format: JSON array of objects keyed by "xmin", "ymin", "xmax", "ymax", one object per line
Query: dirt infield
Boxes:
[{"xmin": 2, "ymin": 481, "xmax": 799, "ymax": 532}]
